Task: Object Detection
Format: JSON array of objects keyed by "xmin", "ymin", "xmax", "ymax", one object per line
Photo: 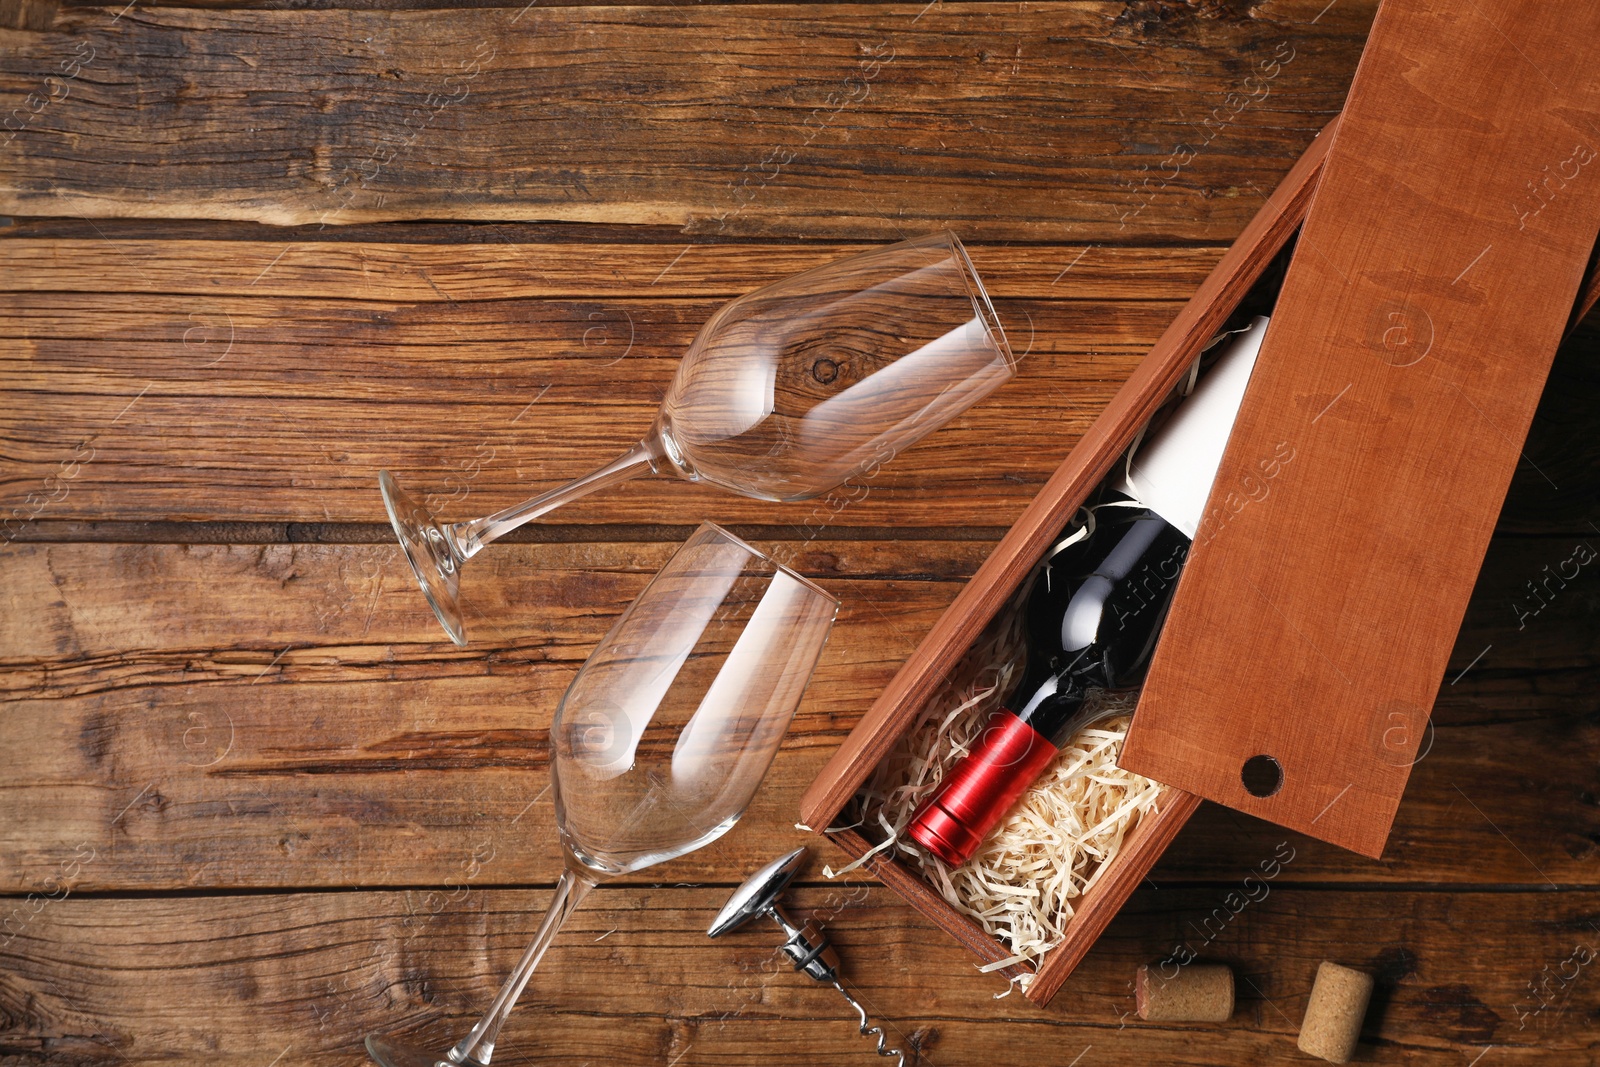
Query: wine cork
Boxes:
[
  {"xmin": 1135, "ymin": 963, "xmax": 1234, "ymax": 1022},
  {"xmin": 1297, "ymin": 962, "xmax": 1374, "ymax": 1063}
]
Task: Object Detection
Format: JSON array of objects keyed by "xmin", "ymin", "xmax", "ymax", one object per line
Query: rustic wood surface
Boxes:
[{"xmin": 4, "ymin": 1, "xmax": 1599, "ymax": 1064}]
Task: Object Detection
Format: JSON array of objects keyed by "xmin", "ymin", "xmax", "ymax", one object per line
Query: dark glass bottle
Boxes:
[
  {"xmin": 906, "ymin": 314, "xmax": 1271, "ymax": 867},
  {"xmin": 907, "ymin": 505, "xmax": 1190, "ymax": 866}
]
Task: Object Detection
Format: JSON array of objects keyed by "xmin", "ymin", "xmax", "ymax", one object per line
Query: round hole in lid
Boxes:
[{"xmin": 1241, "ymin": 754, "xmax": 1283, "ymax": 798}]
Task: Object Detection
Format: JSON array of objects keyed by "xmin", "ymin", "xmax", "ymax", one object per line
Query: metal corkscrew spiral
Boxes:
[
  {"xmin": 831, "ymin": 979, "xmax": 903, "ymax": 1063},
  {"xmin": 709, "ymin": 848, "xmax": 907, "ymax": 1066}
]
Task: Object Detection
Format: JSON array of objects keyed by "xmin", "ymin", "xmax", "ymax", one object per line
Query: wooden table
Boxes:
[{"xmin": 3, "ymin": 2, "xmax": 1598, "ymax": 1063}]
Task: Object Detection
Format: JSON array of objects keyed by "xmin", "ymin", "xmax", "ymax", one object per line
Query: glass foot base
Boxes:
[
  {"xmin": 379, "ymin": 469, "xmax": 468, "ymax": 646},
  {"xmin": 366, "ymin": 1034, "xmax": 469, "ymax": 1067}
]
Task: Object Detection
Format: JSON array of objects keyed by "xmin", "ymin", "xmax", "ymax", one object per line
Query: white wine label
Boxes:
[{"xmin": 1114, "ymin": 316, "xmax": 1269, "ymax": 538}]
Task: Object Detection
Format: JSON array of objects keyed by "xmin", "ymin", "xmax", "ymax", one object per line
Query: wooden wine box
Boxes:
[{"xmin": 799, "ymin": 0, "xmax": 1600, "ymax": 1007}]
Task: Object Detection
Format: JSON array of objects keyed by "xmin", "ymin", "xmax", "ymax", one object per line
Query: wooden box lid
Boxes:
[{"xmin": 1120, "ymin": 0, "xmax": 1600, "ymax": 857}]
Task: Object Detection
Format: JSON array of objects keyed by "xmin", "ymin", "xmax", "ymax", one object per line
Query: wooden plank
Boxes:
[
  {"xmin": 0, "ymin": 284, "xmax": 1173, "ymax": 526},
  {"xmin": 0, "ymin": 3, "xmax": 1373, "ymax": 238},
  {"xmin": 0, "ymin": 239, "xmax": 1226, "ymax": 300},
  {"xmin": 0, "ymin": 539, "xmax": 979, "ymax": 891},
  {"xmin": 5, "ymin": 885, "xmax": 1598, "ymax": 1063},
  {"xmin": 2, "ymin": 533, "xmax": 1594, "ymax": 893},
  {"xmin": 6, "ymin": 230, "xmax": 1586, "ymax": 532},
  {"xmin": 1125, "ymin": 0, "xmax": 1600, "ymax": 858},
  {"xmin": 2, "ymin": 648, "xmax": 1594, "ymax": 894}
]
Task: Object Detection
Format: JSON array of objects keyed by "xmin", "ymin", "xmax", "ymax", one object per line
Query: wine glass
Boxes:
[
  {"xmin": 381, "ymin": 230, "xmax": 1012, "ymax": 644},
  {"xmin": 364, "ymin": 522, "xmax": 839, "ymax": 1067}
]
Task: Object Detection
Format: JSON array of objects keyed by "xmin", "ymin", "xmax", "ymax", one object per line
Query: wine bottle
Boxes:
[{"xmin": 907, "ymin": 317, "xmax": 1270, "ymax": 867}]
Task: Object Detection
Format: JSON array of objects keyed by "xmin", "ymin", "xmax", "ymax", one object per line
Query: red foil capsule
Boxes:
[{"xmin": 907, "ymin": 708, "xmax": 1059, "ymax": 866}]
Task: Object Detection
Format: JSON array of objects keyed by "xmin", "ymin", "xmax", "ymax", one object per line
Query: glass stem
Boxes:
[
  {"xmin": 447, "ymin": 867, "xmax": 599, "ymax": 1067},
  {"xmin": 446, "ymin": 438, "xmax": 661, "ymax": 561}
]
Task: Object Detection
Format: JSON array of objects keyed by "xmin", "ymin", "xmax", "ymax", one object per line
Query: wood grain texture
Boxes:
[
  {"xmin": 5, "ymin": 230, "xmax": 1589, "ymax": 532},
  {"xmin": 1, "ymin": 530, "xmax": 1595, "ymax": 896},
  {"xmin": 6, "ymin": 885, "xmax": 1600, "ymax": 1065},
  {"xmin": 0, "ymin": 2, "xmax": 1373, "ymax": 237},
  {"xmin": 1, "ymin": 0, "xmax": 1596, "ymax": 1059},
  {"xmin": 0, "ymin": 236, "xmax": 1198, "ymax": 527},
  {"xmin": 0, "ymin": 538, "xmax": 974, "ymax": 890},
  {"xmin": 0, "ymin": 239, "xmax": 1228, "ymax": 299},
  {"xmin": 1124, "ymin": 0, "xmax": 1600, "ymax": 858}
]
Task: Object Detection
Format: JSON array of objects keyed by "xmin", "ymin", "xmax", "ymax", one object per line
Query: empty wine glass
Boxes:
[
  {"xmin": 364, "ymin": 522, "xmax": 839, "ymax": 1067},
  {"xmin": 381, "ymin": 230, "xmax": 1012, "ymax": 644}
]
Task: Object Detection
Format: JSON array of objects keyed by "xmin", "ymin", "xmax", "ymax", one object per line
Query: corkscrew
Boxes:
[{"xmin": 709, "ymin": 848, "xmax": 906, "ymax": 1066}]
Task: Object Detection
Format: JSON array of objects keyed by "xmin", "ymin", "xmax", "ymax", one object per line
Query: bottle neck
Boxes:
[
  {"xmin": 1001, "ymin": 670, "xmax": 1086, "ymax": 746},
  {"xmin": 1003, "ymin": 505, "xmax": 1191, "ymax": 746}
]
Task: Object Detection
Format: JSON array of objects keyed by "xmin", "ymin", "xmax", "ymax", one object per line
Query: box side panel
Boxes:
[
  {"xmin": 1023, "ymin": 789, "xmax": 1201, "ymax": 1007},
  {"xmin": 823, "ymin": 828, "xmax": 1032, "ymax": 982}
]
